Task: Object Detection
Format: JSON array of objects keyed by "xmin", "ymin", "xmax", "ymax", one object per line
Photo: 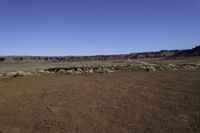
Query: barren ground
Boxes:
[{"xmin": 0, "ymin": 70, "xmax": 200, "ymax": 133}]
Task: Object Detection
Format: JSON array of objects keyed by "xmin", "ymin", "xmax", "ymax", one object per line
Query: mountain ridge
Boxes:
[{"xmin": 0, "ymin": 45, "xmax": 199, "ymax": 63}]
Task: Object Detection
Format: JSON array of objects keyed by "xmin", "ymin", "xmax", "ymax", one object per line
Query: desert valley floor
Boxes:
[{"xmin": 0, "ymin": 70, "xmax": 200, "ymax": 133}]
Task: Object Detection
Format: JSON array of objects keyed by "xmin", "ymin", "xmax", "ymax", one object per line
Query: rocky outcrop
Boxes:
[
  {"xmin": 3, "ymin": 71, "xmax": 31, "ymax": 77},
  {"xmin": 1, "ymin": 61, "xmax": 200, "ymax": 78},
  {"xmin": 170, "ymin": 46, "xmax": 200, "ymax": 58}
]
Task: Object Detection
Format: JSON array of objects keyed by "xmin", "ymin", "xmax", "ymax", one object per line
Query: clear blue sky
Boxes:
[{"xmin": 0, "ymin": 0, "xmax": 199, "ymax": 56}]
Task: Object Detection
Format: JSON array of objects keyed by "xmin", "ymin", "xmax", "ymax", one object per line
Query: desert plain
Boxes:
[{"xmin": 0, "ymin": 57, "xmax": 200, "ymax": 133}]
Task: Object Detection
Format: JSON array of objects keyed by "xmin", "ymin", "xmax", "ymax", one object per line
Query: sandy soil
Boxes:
[{"xmin": 0, "ymin": 70, "xmax": 200, "ymax": 133}]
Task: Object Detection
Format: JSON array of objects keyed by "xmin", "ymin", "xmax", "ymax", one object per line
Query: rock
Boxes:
[
  {"xmin": 140, "ymin": 65, "xmax": 147, "ymax": 71},
  {"xmin": 77, "ymin": 68, "xmax": 83, "ymax": 72},
  {"xmin": 74, "ymin": 71, "xmax": 82, "ymax": 75},
  {"xmin": 15, "ymin": 71, "xmax": 26, "ymax": 76},
  {"xmin": 58, "ymin": 69, "xmax": 66, "ymax": 73},
  {"xmin": 103, "ymin": 68, "xmax": 114, "ymax": 73},
  {"xmin": 112, "ymin": 65, "xmax": 121, "ymax": 70},
  {"xmin": 110, "ymin": 65, "xmax": 115, "ymax": 70},
  {"xmin": 36, "ymin": 70, "xmax": 54, "ymax": 75},
  {"xmin": 158, "ymin": 67, "xmax": 165, "ymax": 71},
  {"xmin": 37, "ymin": 70, "xmax": 45, "ymax": 74},
  {"xmin": 168, "ymin": 64, "xmax": 176, "ymax": 68},
  {"xmin": 84, "ymin": 68, "xmax": 93, "ymax": 74},
  {"xmin": 196, "ymin": 62, "xmax": 200, "ymax": 66},
  {"xmin": 43, "ymin": 71, "xmax": 52, "ymax": 75},
  {"xmin": 65, "ymin": 70, "xmax": 74, "ymax": 75},
  {"xmin": 184, "ymin": 65, "xmax": 195, "ymax": 70},
  {"xmin": 127, "ymin": 64, "xmax": 133, "ymax": 69},
  {"xmin": 96, "ymin": 67, "xmax": 103, "ymax": 73},
  {"xmin": 87, "ymin": 69, "xmax": 93, "ymax": 74},
  {"xmin": 3, "ymin": 72, "xmax": 16, "ymax": 77},
  {"xmin": 24, "ymin": 72, "xmax": 32, "ymax": 76},
  {"xmin": 4, "ymin": 71, "xmax": 30, "ymax": 77},
  {"xmin": 128, "ymin": 64, "xmax": 139, "ymax": 70},
  {"xmin": 146, "ymin": 66, "xmax": 156, "ymax": 72},
  {"xmin": 190, "ymin": 63, "xmax": 198, "ymax": 67},
  {"xmin": 172, "ymin": 68, "xmax": 178, "ymax": 71}
]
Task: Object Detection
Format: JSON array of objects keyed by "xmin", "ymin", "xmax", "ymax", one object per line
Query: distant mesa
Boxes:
[
  {"xmin": 0, "ymin": 45, "xmax": 199, "ymax": 63},
  {"xmin": 170, "ymin": 45, "xmax": 200, "ymax": 58},
  {"xmin": 0, "ymin": 57, "xmax": 15, "ymax": 63}
]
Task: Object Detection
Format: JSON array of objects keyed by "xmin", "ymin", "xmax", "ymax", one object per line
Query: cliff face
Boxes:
[
  {"xmin": 125, "ymin": 50, "xmax": 178, "ymax": 59},
  {"xmin": 170, "ymin": 46, "xmax": 200, "ymax": 58},
  {"xmin": 0, "ymin": 45, "xmax": 199, "ymax": 63}
]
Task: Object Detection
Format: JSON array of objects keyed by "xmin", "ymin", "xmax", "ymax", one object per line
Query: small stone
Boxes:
[
  {"xmin": 38, "ymin": 70, "xmax": 45, "ymax": 74},
  {"xmin": 96, "ymin": 67, "xmax": 103, "ymax": 73},
  {"xmin": 58, "ymin": 69, "xmax": 66, "ymax": 73},
  {"xmin": 66, "ymin": 70, "xmax": 74, "ymax": 75},
  {"xmin": 17, "ymin": 71, "xmax": 30, "ymax": 77},
  {"xmin": 146, "ymin": 66, "xmax": 156, "ymax": 72},
  {"xmin": 77, "ymin": 68, "xmax": 83, "ymax": 72},
  {"xmin": 43, "ymin": 71, "xmax": 52, "ymax": 75},
  {"xmin": 168, "ymin": 64, "xmax": 176, "ymax": 68},
  {"xmin": 3, "ymin": 72, "xmax": 16, "ymax": 77},
  {"xmin": 74, "ymin": 71, "xmax": 82, "ymax": 74},
  {"xmin": 103, "ymin": 68, "xmax": 114, "ymax": 73},
  {"xmin": 185, "ymin": 65, "xmax": 195, "ymax": 70},
  {"xmin": 25, "ymin": 72, "xmax": 32, "ymax": 76},
  {"xmin": 4, "ymin": 71, "xmax": 30, "ymax": 77},
  {"xmin": 87, "ymin": 69, "xmax": 93, "ymax": 74},
  {"xmin": 158, "ymin": 67, "xmax": 165, "ymax": 71}
]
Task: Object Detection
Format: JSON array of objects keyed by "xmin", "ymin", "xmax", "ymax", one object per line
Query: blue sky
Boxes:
[{"xmin": 0, "ymin": 0, "xmax": 200, "ymax": 56}]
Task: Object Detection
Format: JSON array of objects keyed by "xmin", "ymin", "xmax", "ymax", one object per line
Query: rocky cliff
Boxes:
[{"xmin": 170, "ymin": 45, "xmax": 200, "ymax": 58}]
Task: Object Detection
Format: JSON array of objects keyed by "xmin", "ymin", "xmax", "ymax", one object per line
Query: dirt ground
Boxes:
[{"xmin": 0, "ymin": 70, "xmax": 200, "ymax": 133}]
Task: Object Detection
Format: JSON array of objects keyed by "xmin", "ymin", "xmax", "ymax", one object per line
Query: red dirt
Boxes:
[{"xmin": 0, "ymin": 70, "xmax": 200, "ymax": 133}]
